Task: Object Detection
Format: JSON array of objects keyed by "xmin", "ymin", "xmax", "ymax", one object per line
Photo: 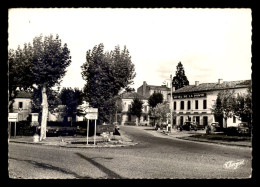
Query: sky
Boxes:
[{"xmin": 8, "ymin": 8, "xmax": 252, "ymax": 91}]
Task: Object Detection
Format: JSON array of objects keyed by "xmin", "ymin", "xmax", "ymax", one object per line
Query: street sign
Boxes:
[
  {"xmin": 86, "ymin": 108, "xmax": 98, "ymax": 113},
  {"xmin": 86, "ymin": 113, "xmax": 98, "ymax": 120},
  {"xmin": 8, "ymin": 113, "xmax": 18, "ymax": 122}
]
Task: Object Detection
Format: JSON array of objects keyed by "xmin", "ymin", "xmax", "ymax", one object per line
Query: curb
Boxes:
[
  {"xmin": 175, "ymin": 136, "xmax": 252, "ymax": 148},
  {"xmin": 9, "ymin": 140, "xmax": 138, "ymax": 148},
  {"xmin": 155, "ymin": 131, "xmax": 251, "ymax": 148}
]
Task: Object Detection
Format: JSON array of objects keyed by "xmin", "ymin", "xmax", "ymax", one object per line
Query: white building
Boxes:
[
  {"xmin": 170, "ymin": 79, "xmax": 251, "ymax": 128},
  {"xmin": 10, "ymin": 91, "xmax": 32, "ymax": 121},
  {"xmin": 120, "ymin": 92, "xmax": 150, "ymax": 126}
]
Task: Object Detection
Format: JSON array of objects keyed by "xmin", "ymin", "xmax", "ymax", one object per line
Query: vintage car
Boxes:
[
  {"xmin": 236, "ymin": 122, "xmax": 251, "ymax": 135},
  {"xmin": 177, "ymin": 121, "xmax": 197, "ymax": 131},
  {"xmin": 206, "ymin": 122, "xmax": 223, "ymax": 134}
]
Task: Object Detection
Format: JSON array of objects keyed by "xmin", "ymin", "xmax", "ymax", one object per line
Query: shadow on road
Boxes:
[
  {"xmin": 75, "ymin": 153, "xmax": 123, "ymax": 179},
  {"xmin": 9, "ymin": 157, "xmax": 91, "ymax": 179}
]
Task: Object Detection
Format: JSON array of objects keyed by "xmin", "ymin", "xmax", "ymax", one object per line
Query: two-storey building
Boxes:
[
  {"xmin": 11, "ymin": 91, "xmax": 32, "ymax": 121},
  {"xmin": 120, "ymin": 92, "xmax": 149, "ymax": 126},
  {"xmin": 171, "ymin": 79, "xmax": 250, "ymax": 128}
]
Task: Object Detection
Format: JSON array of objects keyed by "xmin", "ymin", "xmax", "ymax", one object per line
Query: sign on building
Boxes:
[{"xmin": 173, "ymin": 93, "xmax": 206, "ymax": 99}]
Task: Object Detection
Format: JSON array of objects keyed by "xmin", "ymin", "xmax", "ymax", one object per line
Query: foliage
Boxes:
[
  {"xmin": 9, "ymin": 34, "xmax": 72, "ymax": 141},
  {"xmin": 232, "ymin": 86, "xmax": 252, "ymax": 125},
  {"xmin": 148, "ymin": 92, "xmax": 163, "ymax": 108},
  {"xmin": 172, "ymin": 62, "xmax": 189, "ymax": 90},
  {"xmin": 81, "ymin": 43, "xmax": 136, "ymax": 124},
  {"xmin": 152, "ymin": 102, "xmax": 170, "ymax": 125},
  {"xmin": 31, "ymin": 87, "xmax": 61, "ymax": 114},
  {"xmin": 211, "ymin": 89, "xmax": 236, "ymax": 127},
  {"xmin": 31, "ymin": 34, "xmax": 72, "ymax": 88},
  {"xmin": 130, "ymin": 97, "xmax": 144, "ymax": 120},
  {"xmin": 8, "ymin": 44, "xmax": 35, "ymax": 111},
  {"xmin": 59, "ymin": 87, "xmax": 84, "ymax": 122}
]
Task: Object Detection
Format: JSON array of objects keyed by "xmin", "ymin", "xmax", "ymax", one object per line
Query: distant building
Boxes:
[
  {"xmin": 10, "ymin": 91, "xmax": 32, "ymax": 121},
  {"xmin": 120, "ymin": 92, "xmax": 150, "ymax": 126},
  {"xmin": 137, "ymin": 81, "xmax": 171, "ymax": 102},
  {"xmin": 170, "ymin": 79, "xmax": 251, "ymax": 128}
]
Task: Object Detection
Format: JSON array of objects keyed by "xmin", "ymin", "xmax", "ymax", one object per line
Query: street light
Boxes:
[
  {"xmin": 170, "ymin": 74, "xmax": 173, "ymax": 133},
  {"xmin": 163, "ymin": 75, "xmax": 173, "ymax": 133}
]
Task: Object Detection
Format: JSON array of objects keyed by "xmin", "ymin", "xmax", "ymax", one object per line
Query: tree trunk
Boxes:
[
  {"xmin": 40, "ymin": 85, "xmax": 48, "ymax": 141},
  {"xmin": 223, "ymin": 117, "xmax": 227, "ymax": 128}
]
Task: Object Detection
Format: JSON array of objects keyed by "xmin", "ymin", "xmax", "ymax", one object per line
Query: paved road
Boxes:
[{"xmin": 8, "ymin": 126, "xmax": 252, "ymax": 179}]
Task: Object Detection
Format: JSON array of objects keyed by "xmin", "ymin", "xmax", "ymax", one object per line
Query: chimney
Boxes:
[
  {"xmin": 218, "ymin": 79, "xmax": 223, "ymax": 84},
  {"xmin": 143, "ymin": 81, "xmax": 147, "ymax": 96},
  {"xmin": 195, "ymin": 81, "xmax": 199, "ymax": 86}
]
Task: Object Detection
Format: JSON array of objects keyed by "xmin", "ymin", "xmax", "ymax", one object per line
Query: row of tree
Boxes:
[
  {"xmin": 8, "ymin": 34, "xmax": 136, "ymax": 141},
  {"xmin": 212, "ymin": 86, "xmax": 252, "ymax": 127}
]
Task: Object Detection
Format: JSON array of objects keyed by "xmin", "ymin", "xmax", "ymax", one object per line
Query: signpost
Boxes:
[
  {"xmin": 85, "ymin": 108, "xmax": 98, "ymax": 145},
  {"xmin": 8, "ymin": 113, "xmax": 18, "ymax": 139}
]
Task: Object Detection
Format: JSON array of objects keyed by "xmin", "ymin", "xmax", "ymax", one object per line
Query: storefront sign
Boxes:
[{"xmin": 173, "ymin": 93, "xmax": 206, "ymax": 99}]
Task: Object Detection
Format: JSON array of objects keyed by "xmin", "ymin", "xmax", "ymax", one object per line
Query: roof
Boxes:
[
  {"xmin": 147, "ymin": 84, "xmax": 171, "ymax": 91},
  {"xmin": 172, "ymin": 80, "xmax": 251, "ymax": 94},
  {"xmin": 15, "ymin": 91, "xmax": 33, "ymax": 98},
  {"xmin": 121, "ymin": 92, "xmax": 148, "ymax": 100}
]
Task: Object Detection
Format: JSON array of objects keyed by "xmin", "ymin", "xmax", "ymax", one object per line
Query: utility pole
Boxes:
[{"xmin": 170, "ymin": 74, "xmax": 173, "ymax": 133}]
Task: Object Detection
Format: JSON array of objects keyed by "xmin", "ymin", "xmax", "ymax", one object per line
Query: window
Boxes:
[
  {"xmin": 18, "ymin": 102, "xmax": 23, "ymax": 109},
  {"xmin": 187, "ymin": 101, "xmax": 191, "ymax": 110},
  {"xmin": 144, "ymin": 106, "xmax": 147, "ymax": 112},
  {"xmin": 180, "ymin": 101, "xmax": 184, "ymax": 110},
  {"xmin": 233, "ymin": 116, "xmax": 236, "ymax": 123},
  {"xmin": 128, "ymin": 104, "xmax": 131, "ymax": 111},
  {"xmin": 174, "ymin": 101, "xmax": 177, "ymax": 110},
  {"xmin": 128, "ymin": 114, "xmax": 131, "ymax": 122},
  {"xmin": 195, "ymin": 100, "xmax": 199, "ymax": 109},
  {"xmin": 203, "ymin": 100, "xmax": 207, "ymax": 109}
]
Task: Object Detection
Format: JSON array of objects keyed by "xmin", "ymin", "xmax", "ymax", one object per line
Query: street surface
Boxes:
[{"xmin": 8, "ymin": 126, "xmax": 252, "ymax": 179}]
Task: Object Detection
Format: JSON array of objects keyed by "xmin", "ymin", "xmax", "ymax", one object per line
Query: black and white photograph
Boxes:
[{"xmin": 7, "ymin": 8, "xmax": 252, "ymax": 179}]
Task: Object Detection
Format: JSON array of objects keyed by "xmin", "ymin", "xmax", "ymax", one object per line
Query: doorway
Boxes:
[{"xmin": 203, "ymin": 116, "xmax": 208, "ymax": 127}]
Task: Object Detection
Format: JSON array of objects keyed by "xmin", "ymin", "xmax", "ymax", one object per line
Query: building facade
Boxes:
[
  {"xmin": 11, "ymin": 91, "xmax": 32, "ymax": 121},
  {"xmin": 171, "ymin": 79, "xmax": 250, "ymax": 128},
  {"xmin": 137, "ymin": 81, "xmax": 171, "ymax": 102},
  {"xmin": 120, "ymin": 92, "xmax": 150, "ymax": 126}
]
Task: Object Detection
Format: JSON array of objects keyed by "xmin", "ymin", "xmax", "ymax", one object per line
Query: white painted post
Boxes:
[
  {"xmin": 170, "ymin": 74, "xmax": 173, "ymax": 133},
  {"xmin": 14, "ymin": 122, "xmax": 16, "ymax": 138},
  {"xmin": 87, "ymin": 119, "xmax": 89, "ymax": 145},
  {"xmin": 94, "ymin": 119, "xmax": 97, "ymax": 145}
]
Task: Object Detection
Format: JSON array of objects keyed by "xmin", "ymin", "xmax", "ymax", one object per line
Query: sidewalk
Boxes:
[
  {"xmin": 8, "ymin": 131, "xmax": 137, "ymax": 148},
  {"xmin": 132, "ymin": 126, "xmax": 252, "ymax": 148},
  {"xmin": 157, "ymin": 128, "xmax": 251, "ymax": 148}
]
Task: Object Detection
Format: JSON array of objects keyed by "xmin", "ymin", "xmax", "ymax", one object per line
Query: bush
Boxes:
[{"xmin": 11, "ymin": 121, "xmax": 35, "ymax": 136}]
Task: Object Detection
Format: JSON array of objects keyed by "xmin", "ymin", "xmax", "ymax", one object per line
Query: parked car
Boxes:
[
  {"xmin": 194, "ymin": 122, "xmax": 205, "ymax": 130},
  {"xmin": 236, "ymin": 122, "xmax": 251, "ymax": 136},
  {"xmin": 177, "ymin": 121, "xmax": 197, "ymax": 131},
  {"xmin": 206, "ymin": 122, "xmax": 223, "ymax": 134}
]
